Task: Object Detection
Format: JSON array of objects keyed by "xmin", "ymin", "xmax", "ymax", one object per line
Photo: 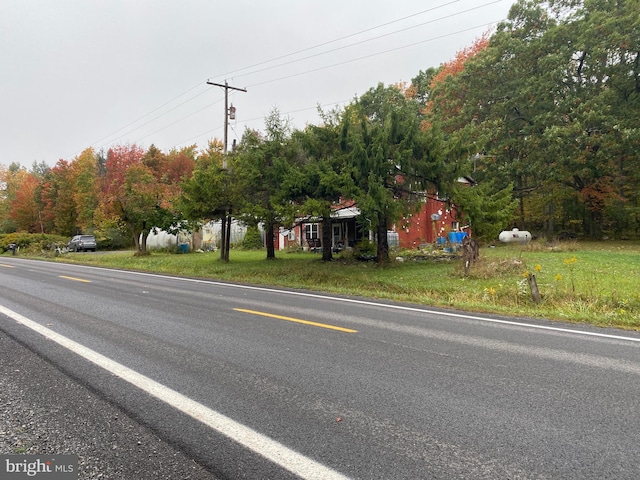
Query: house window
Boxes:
[
  {"xmin": 451, "ymin": 221, "xmax": 459, "ymax": 232},
  {"xmin": 305, "ymin": 223, "xmax": 319, "ymax": 239},
  {"xmin": 288, "ymin": 230, "xmax": 296, "ymax": 241}
]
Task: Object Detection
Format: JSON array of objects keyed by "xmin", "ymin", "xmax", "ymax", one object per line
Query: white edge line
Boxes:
[
  {"xmin": 50, "ymin": 261, "xmax": 640, "ymax": 344},
  {"xmin": 0, "ymin": 304, "xmax": 351, "ymax": 480}
]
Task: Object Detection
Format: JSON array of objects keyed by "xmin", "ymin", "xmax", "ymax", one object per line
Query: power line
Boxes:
[
  {"xmin": 233, "ymin": 0, "xmax": 503, "ymax": 81},
  {"xmin": 96, "ymin": 88, "xmax": 217, "ymax": 151},
  {"xmin": 71, "ymin": 1, "xmax": 474, "ymax": 156},
  {"xmin": 66, "ymin": 83, "xmax": 209, "ymax": 159},
  {"xmin": 72, "ymin": 1, "xmax": 507, "ymax": 156},
  {"xmin": 133, "ymin": 98, "xmax": 225, "ymax": 144},
  {"xmin": 130, "ymin": 12, "xmax": 502, "ymax": 149},
  {"xmin": 209, "ymin": 0, "xmax": 464, "ymax": 80},
  {"xmin": 247, "ymin": 20, "xmax": 501, "ymax": 89},
  {"xmin": 174, "ymin": 99, "xmax": 351, "ymax": 149}
]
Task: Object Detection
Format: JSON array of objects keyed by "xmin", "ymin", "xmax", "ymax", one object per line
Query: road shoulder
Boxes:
[{"xmin": 0, "ymin": 331, "xmax": 220, "ymax": 480}]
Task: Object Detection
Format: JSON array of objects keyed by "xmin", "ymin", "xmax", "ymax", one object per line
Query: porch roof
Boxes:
[{"xmin": 296, "ymin": 205, "xmax": 361, "ymax": 225}]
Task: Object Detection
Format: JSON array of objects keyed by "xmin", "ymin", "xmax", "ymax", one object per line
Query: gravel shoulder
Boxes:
[{"xmin": 0, "ymin": 330, "xmax": 221, "ymax": 480}]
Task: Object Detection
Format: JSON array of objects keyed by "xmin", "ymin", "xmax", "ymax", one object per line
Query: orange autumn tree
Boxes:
[
  {"xmin": 420, "ymin": 34, "xmax": 490, "ymax": 133},
  {"xmin": 39, "ymin": 159, "xmax": 77, "ymax": 236},
  {"xmin": 10, "ymin": 172, "xmax": 42, "ymax": 233},
  {"xmin": 152, "ymin": 145, "xmax": 196, "ymax": 197},
  {"xmin": 0, "ymin": 163, "xmax": 27, "ymax": 232}
]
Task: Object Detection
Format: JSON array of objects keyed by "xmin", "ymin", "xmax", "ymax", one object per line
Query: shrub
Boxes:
[
  {"xmin": 354, "ymin": 238, "xmax": 376, "ymax": 260},
  {"xmin": 0, "ymin": 233, "xmax": 68, "ymax": 254},
  {"xmin": 242, "ymin": 225, "xmax": 264, "ymax": 250},
  {"xmin": 94, "ymin": 227, "xmax": 134, "ymax": 250}
]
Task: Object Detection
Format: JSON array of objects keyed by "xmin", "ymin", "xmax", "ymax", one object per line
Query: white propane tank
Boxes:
[{"xmin": 499, "ymin": 228, "xmax": 532, "ymax": 243}]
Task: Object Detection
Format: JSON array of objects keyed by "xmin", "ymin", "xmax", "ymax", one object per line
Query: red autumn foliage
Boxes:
[{"xmin": 103, "ymin": 144, "xmax": 145, "ymax": 198}]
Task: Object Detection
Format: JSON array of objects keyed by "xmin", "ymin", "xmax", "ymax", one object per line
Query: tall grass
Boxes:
[{"xmin": 45, "ymin": 240, "xmax": 640, "ymax": 330}]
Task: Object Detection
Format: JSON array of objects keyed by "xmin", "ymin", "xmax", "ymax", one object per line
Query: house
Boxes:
[
  {"xmin": 279, "ymin": 200, "xmax": 366, "ymax": 252},
  {"xmin": 285, "ymin": 187, "xmax": 469, "ymax": 252},
  {"xmin": 395, "ymin": 194, "xmax": 465, "ymax": 249},
  {"xmin": 395, "ymin": 176, "xmax": 475, "ymax": 248},
  {"xmin": 151, "ymin": 178, "xmax": 472, "ymax": 252}
]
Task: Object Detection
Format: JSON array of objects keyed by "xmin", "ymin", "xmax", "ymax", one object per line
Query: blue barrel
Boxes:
[
  {"xmin": 447, "ymin": 232, "xmax": 468, "ymax": 244},
  {"xmin": 179, "ymin": 243, "xmax": 189, "ymax": 253}
]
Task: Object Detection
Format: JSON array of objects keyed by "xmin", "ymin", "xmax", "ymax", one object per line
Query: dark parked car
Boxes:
[{"xmin": 68, "ymin": 235, "xmax": 97, "ymax": 252}]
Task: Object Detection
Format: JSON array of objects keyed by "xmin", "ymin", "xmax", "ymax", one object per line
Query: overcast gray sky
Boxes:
[{"xmin": 0, "ymin": 0, "xmax": 514, "ymax": 168}]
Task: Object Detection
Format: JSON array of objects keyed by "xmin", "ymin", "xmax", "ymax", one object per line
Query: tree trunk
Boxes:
[
  {"xmin": 220, "ymin": 215, "xmax": 228, "ymax": 262},
  {"xmin": 321, "ymin": 214, "xmax": 333, "ymax": 262},
  {"xmin": 140, "ymin": 231, "xmax": 148, "ymax": 254},
  {"xmin": 265, "ymin": 217, "xmax": 276, "ymax": 260},
  {"xmin": 517, "ymin": 175, "xmax": 525, "ymax": 227},
  {"xmin": 546, "ymin": 201, "xmax": 555, "ymax": 240},
  {"xmin": 133, "ymin": 234, "xmax": 140, "ymax": 252},
  {"xmin": 130, "ymin": 224, "xmax": 141, "ymax": 252},
  {"xmin": 224, "ymin": 211, "xmax": 232, "ymax": 262},
  {"xmin": 376, "ymin": 212, "xmax": 389, "ymax": 264}
]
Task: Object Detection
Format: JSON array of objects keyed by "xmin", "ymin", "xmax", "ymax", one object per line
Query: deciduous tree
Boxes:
[
  {"xmin": 0, "ymin": 163, "xmax": 27, "ymax": 232},
  {"xmin": 71, "ymin": 148, "xmax": 100, "ymax": 234},
  {"xmin": 424, "ymin": 0, "xmax": 640, "ymax": 239},
  {"xmin": 10, "ymin": 172, "xmax": 41, "ymax": 233},
  {"xmin": 101, "ymin": 144, "xmax": 174, "ymax": 254},
  {"xmin": 39, "ymin": 160, "xmax": 77, "ymax": 236}
]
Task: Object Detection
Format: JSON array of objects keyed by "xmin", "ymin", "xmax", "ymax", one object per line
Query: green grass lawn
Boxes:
[{"xmin": 43, "ymin": 240, "xmax": 640, "ymax": 330}]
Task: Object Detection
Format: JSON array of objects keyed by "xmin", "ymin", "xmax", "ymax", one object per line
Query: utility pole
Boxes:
[
  {"xmin": 206, "ymin": 81, "xmax": 247, "ymax": 166},
  {"xmin": 206, "ymin": 80, "xmax": 247, "ymax": 261}
]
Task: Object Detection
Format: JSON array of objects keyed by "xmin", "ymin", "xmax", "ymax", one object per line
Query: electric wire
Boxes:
[
  {"xmin": 208, "ymin": 0, "xmax": 463, "ymax": 80},
  {"xmin": 134, "ymin": 98, "xmax": 225, "ymax": 144},
  {"xmin": 188, "ymin": 19, "xmax": 498, "ymax": 148},
  {"xmin": 174, "ymin": 99, "xmax": 351, "ymax": 148},
  {"xmin": 72, "ymin": 1, "xmax": 507, "ymax": 156},
  {"xmin": 73, "ymin": 3, "xmax": 466, "ymax": 156},
  {"xmin": 93, "ymin": 90, "xmax": 220, "ymax": 151},
  {"xmin": 67, "ymin": 83, "xmax": 209, "ymax": 159},
  {"xmin": 232, "ymin": 0, "xmax": 503, "ymax": 81},
  {"xmin": 247, "ymin": 20, "xmax": 499, "ymax": 89}
]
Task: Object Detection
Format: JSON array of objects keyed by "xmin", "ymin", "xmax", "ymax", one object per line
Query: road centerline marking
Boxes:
[
  {"xmin": 59, "ymin": 275, "xmax": 91, "ymax": 283},
  {"xmin": 0, "ymin": 264, "xmax": 15, "ymax": 268},
  {"xmin": 12, "ymin": 259, "xmax": 640, "ymax": 344},
  {"xmin": 234, "ymin": 308, "xmax": 357, "ymax": 333}
]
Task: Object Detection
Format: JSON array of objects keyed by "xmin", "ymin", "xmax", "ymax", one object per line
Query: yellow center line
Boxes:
[
  {"xmin": 233, "ymin": 308, "xmax": 357, "ymax": 333},
  {"xmin": 59, "ymin": 275, "xmax": 92, "ymax": 283},
  {"xmin": 0, "ymin": 264, "xmax": 15, "ymax": 268}
]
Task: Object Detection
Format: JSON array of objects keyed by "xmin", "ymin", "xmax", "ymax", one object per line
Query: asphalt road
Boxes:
[{"xmin": 1, "ymin": 257, "xmax": 640, "ymax": 479}]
